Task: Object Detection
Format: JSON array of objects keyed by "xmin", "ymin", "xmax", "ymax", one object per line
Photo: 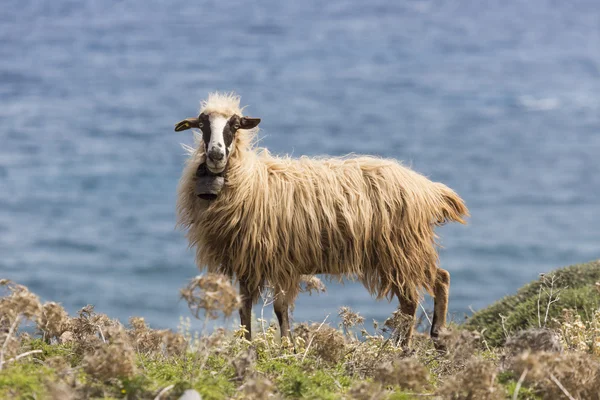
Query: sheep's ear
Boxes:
[
  {"xmin": 174, "ymin": 117, "xmax": 200, "ymax": 132},
  {"xmin": 240, "ymin": 117, "xmax": 261, "ymax": 129}
]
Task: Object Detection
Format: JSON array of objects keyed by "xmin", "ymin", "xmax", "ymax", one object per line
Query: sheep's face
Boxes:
[{"xmin": 175, "ymin": 112, "xmax": 261, "ymax": 173}]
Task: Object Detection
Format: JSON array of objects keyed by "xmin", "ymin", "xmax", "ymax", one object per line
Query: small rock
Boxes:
[
  {"xmin": 178, "ymin": 389, "xmax": 202, "ymax": 400},
  {"xmin": 233, "ymin": 346, "xmax": 257, "ymax": 381},
  {"xmin": 505, "ymin": 328, "xmax": 563, "ymax": 355}
]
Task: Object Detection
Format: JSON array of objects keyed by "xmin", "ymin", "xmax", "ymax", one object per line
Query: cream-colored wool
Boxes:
[{"xmin": 176, "ymin": 93, "xmax": 468, "ymax": 312}]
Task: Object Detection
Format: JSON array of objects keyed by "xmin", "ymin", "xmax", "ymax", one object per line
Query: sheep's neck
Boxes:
[{"xmin": 223, "ymin": 146, "xmax": 265, "ymax": 195}]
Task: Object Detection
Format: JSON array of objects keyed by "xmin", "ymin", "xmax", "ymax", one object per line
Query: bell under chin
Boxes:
[
  {"xmin": 195, "ymin": 176, "xmax": 225, "ymax": 200},
  {"xmin": 198, "ymin": 193, "xmax": 218, "ymax": 201}
]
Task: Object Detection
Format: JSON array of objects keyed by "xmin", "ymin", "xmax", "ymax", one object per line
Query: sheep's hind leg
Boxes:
[
  {"xmin": 239, "ymin": 279, "xmax": 253, "ymax": 341},
  {"xmin": 431, "ymin": 268, "xmax": 450, "ymax": 350},
  {"xmin": 273, "ymin": 292, "xmax": 292, "ymax": 342}
]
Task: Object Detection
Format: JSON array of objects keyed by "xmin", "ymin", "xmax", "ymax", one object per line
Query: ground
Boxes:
[{"xmin": 1, "ymin": 260, "xmax": 600, "ymax": 399}]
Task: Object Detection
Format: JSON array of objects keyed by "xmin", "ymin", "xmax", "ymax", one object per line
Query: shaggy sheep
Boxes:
[{"xmin": 175, "ymin": 92, "xmax": 469, "ymax": 347}]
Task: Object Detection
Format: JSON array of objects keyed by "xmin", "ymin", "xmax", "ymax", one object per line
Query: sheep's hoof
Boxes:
[
  {"xmin": 401, "ymin": 346, "xmax": 416, "ymax": 357},
  {"xmin": 432, "ymin": 337, "xmax": 447, "ymax": 353}
]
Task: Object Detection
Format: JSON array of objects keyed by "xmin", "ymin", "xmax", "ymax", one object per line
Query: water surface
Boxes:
[{"xmin": 1, "ymin": 0, "xmax": 599, "ymax": 330}]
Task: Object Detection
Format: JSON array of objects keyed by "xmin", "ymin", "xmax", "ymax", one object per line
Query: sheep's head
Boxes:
[{"xmin": 174, "ymin": 93, "xmax": 260, "ymax": 174}]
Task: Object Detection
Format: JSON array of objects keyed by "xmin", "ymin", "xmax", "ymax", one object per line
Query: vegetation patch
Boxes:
[
  {"xmin": 465, "ymin": 260, "xmax": 600, "ymax": 346},
  {"xmin": 2, "ymin": 261, "xmax": 600, "ymax": 398}
]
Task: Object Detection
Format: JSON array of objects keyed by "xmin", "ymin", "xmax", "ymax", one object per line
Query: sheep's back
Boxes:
[{"xmin": 192, "ymin": 153, "xmax": 466, "ymax": 299}]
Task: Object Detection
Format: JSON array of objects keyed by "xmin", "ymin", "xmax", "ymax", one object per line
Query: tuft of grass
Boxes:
[{"xmin": 28, "ymin": 338, "xmax": 77, "ymax": 361}]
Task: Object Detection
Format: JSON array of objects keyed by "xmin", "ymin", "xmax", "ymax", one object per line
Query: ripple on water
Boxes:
[{"xmin": 0, "ymin": 0, "xmax": 599, "ymax": 329}]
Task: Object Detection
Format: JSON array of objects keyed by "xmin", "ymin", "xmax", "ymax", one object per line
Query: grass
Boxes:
[
  {"xmin": 465, "ymin": 260, "xmax": 600, "ymax": 346},
  {"xmin": 0, "ymin": 362, "xmax": 56, "ymax": 399},
  {"xmin": 1, "ymin": 260, "xmax": 600, "ymax": 399}
]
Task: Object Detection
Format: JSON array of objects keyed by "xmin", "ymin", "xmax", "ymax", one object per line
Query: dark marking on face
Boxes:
[
  {"xmin": 223, "ymin": 115, "xmax": 241, "ymax": 156},
  {"xmin": 198, "ymin": 113, "xmax": 211, "ymax": 145}
]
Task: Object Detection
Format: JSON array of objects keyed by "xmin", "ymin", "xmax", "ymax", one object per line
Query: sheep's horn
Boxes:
[{"xmin": 174, "ymin": 117, "xmax": 200, "ymax": 132}]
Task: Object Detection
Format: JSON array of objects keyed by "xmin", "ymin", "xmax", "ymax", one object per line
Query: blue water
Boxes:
[{"xmin": 1, "ymin": 0, "xmax": 599, "ymax": 331}]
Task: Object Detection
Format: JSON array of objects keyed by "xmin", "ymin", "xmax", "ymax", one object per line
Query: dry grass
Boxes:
[
  {"xmin": 294, "ymin": 322, "xmax": 347, "ymax": 365},
  {"xmin": 374, "ymin": 357, "xmax": 431, "ymax": 391},
  {"xmin": 180, "ymin": 274, "xmax": 241, "ymax": 320},
  {"xmin": 439, "ymin": 357, "xmax": 506, "ymax": 400},
  {"xmin": 3, "ymin": 266, "xmax": 600, "ymax": 399},
  {"xmin": 299, "ymin": 275, "xmax": 327, "ymax": 296},
  {"xmin": 339, "ymin": 306, "xmax": 365, "ymax": 336},
  {"xmin": 511, "ymin": 351, "xmax": 600, "ymax": 399},
  {"xmin": 82, "ymin": 327, "xmax": 137, "ymax": 382}
]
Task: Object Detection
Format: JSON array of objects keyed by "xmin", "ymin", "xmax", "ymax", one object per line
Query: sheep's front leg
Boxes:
[
  {"xmin": 399, "ymin": 297, "xmax": 417, "ymax": 348},
  {"xmin": 239, "ymin": 279, "xmax": 253, "ymax": 341},
  {"xmin": 392, "ymin": 286, "xmax": 418, "ymax": 349},
  {"xmin": 273, "ymin": 292, "xmax": 291, "ymax": 341}
]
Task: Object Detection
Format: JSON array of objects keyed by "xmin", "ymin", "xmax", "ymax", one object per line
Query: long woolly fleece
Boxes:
[{"xmin": 177, "ymin": 93, "xmax": 469, "ymax": 304}]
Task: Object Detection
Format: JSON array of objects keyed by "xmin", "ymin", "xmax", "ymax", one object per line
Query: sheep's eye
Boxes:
[{"xmin": 197, "ymin": 113, "xmax": 207, "ymax": 128}]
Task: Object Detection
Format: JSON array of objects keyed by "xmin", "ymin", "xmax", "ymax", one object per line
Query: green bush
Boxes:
[{"xmin": 464, "ymin": 260, "xmax": 600, "ymax": 346}]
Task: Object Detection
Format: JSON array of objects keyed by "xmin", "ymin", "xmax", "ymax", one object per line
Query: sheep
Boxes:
[{"xmin": 175, "ymin": 92, "xmax": 469, "ymax": 347}]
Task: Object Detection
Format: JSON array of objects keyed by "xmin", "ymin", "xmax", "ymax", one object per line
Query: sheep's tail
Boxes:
[{"xmin": 434, "ymin": 183, "xmax": 469, "ymax": 225}]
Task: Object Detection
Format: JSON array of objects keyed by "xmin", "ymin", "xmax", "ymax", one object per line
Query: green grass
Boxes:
[
  {"xmin": 464, "ymin": 260, "xmax": 600, "ymax": 346},
  {"xmin": 498, "ymin": 372, "xmax": 541, "ymax": 400},
  {"xmin": 136, "ymin": 353, "xmax": 237, "ymax": 400},
  {"xmin": 28, "ymin": 338, "xmax": 79, "ymax": 364},
  {"xmin": 260, "ymin": 360, "xmax": 346, "ymax": 399},
  {"xmin": 0, "ymin": 362, "xmax": 56, "ymax": 400}
]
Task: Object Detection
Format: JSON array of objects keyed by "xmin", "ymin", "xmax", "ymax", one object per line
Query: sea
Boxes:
[{"xmin": 1, "ymin": 0, "xmax": 599, "ymax": 331}]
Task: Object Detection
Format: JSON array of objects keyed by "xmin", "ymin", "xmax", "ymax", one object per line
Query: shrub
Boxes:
[{"xmin": 465, "ymin": 260, "xmax": 600, "ymax": 346}]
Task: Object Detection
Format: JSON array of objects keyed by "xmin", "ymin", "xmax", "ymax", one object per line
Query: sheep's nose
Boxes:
[{"xmin": 208, "ymin": 148, "xmax": 224, "ymax": 162}]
